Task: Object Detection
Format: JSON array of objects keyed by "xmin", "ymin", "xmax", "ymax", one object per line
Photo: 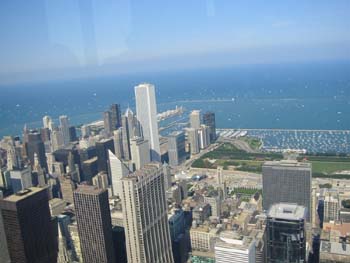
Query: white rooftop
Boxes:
[{"xmin": 268, "ymin": 203, "xmax": 306, "ymax": 220}]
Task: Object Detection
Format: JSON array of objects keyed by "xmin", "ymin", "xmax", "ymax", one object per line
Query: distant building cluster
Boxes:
[{"xmin": 0, "ymin": 82, "xmax": 349, "ymax": 263}]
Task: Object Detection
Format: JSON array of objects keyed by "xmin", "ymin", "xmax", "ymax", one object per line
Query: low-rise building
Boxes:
[
  {"xmin": 320, "ymin": 241, "xmax": 350, "ymax": 262},
  {"xmin": 215, "ymin": 231, "xmax": 256, "ymax": 263}
]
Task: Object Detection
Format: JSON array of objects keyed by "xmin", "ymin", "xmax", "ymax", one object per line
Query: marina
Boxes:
[{"xmin": 218, "ymin": 128, "xmax": 350, "ymax": 154}]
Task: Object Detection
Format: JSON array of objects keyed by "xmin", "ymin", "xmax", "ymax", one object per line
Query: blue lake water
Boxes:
[{"xmin": 0, "ymin": 61, "xmax": 350, "ymax": 137}]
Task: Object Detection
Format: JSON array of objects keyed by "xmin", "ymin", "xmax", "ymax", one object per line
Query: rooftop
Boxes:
[
  {"xmin": 49, "ymin": 198, "xmax": 66, "ymax": 206},
  {"xmin": 169, "ymin": 130, "xmax": 185, "ymax": 137},
  {"xmin": 74, "ymin": 185, "xmax": 106, "ymax": 195},
  {"xmin": 1, "ymin": 187, "xmax": 45, "ymax": 203},
  {"xmin": 263, "ymin": 160, "xmax": 311, "ymax": 169},
  {"xmin": 215, "ymin": 231, "xmax": 254, "ymax": 250},
  {"xmin": 268, "ymin": 203, "xmax": 306, "ymax": 220},
  {"xmin": 125, "ymin": 162, "xmax": 161, "ymax": 180},
  {"xmin": 320, "ymin": 241, "xmax": 350, "ymax": 256},
  {"xmin": 83, "ymin": 156, "xmax": 98, "ymax": 164}
]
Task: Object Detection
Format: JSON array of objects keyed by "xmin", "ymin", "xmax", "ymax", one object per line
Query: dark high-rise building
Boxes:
[
  {"xmin": 104, "ymin": 111, "xmax": 113, "ymax": 136},
  {"xmin": 112, "ymin": 226, "xmax": 127, "ymax": 263},
  {"xmin": 53, "ymin": 148, "xmax": 81, "ymax": 173},
  {"xmin": 168, "ymin": 131, "xmax": 187, "ymax": 166},
  {"xmin": 96, "ymin": 138, "xmax": 115, "ymax": 173},
  {"xmin": 69, "ymin": 126, "xmax": 77, "ymax": 142},
  {"xmin": 110, "ymin": 104, "xmax": 122, "ymax": 129},
  {"xmin": 78, "ymin": 146, "xmax": 97, "ymax": 164},
  {"xmin": 74, "ymin": 186, "xmax": 115, "ymax": 263},
  {"xmin": 0, "ymin": 187, "xmax": 58, "ymax": 263},
  {"xmin": 262, "ymin": 161, "xmax": 311, "ymax": 221},
  {"xmin": 266, "ymin": 203, "xmax": 306, "ymax": 263},
  {"xmin": 169, "ymin": 209, "xmax": 190, "ymax": 263},
  {"xmin": 24, "ymin": 131, "xmax": 47, "ymax": 170},
  {"xmin": 121, "ymin": 116, "xmax": 131, "ymax": 160},
  {"xmin": 202, "ymin": 111, "xmax": 216, "ymax": 142},
  {"xmin": 40, "ymin": 127, "xmax": 51, "ymax": 142},
  {"xmin": 82, "ymin": 157, "xmax": 98, "ymax": 183}
]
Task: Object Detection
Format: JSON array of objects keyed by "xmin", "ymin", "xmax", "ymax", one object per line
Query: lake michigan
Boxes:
[{"xmin": 0, "ymin": 61, "xmax": 350, "ymax": 138}]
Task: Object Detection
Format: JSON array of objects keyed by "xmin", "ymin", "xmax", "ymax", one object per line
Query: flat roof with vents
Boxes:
[{"xmin": 268, "ymin": 203, "xmax": 306, "ymax": 220}]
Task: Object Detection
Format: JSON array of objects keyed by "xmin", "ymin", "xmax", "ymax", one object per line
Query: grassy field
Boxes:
[
  {"xmin": 192, "ymin": 142, "xmax": 350, "ymax": 179},
  {"xmin": 311, "ymin": 161, "xmax": 350, "ymax": 174},
  {"xmin": 192, "ymin": 143, "xmax": 282, "ymax": 171},
  {"xmin": 242, "ymin": 137, "xmax": 262, "ymax": 150}
]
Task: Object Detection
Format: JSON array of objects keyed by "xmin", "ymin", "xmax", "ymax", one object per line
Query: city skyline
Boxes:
[
  {"xmin": 1, "ymin": 79, "xmax": 350, "ymax": 262},
  {"xmin": 1, "ymin": 2, "xmax": 350, "ymax": 261}
]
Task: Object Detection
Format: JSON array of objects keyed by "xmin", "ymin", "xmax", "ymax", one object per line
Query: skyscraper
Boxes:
[
  {"xmin": 125, "ymin": 107, "xmax": 140, "ymax": 139},
  {"xmin": 96, "ymin": 138, "xmax": 115, "ymax": 173},
  {"xmin": 9, "ymin": 166, "xmax": 32, "ymax": 193},
  {"xmin": 73, "ymin": 186, "xmax": 115, "ymax": 263},
  {"xmin": 189, "ymin": 110, "xmax": 201, "ymax": 129},
  {"xmin": 69, "ymin": 126, "xmax": 77, "ymax": 141},
  {"xmin": 262, "ymin": 160, "xmax": 311, "ymax": 221},
  {"xmin": 113, "ymin": 128, "xmax": 124, "ymax": 159},
  {"xmin": 6, "ymin": 142, "xmax": 19, "ymax": 170},
  {"xmin": 81, "ymin": 157, "xmax": 99, "ymax": 183},
  {"xmin": 108, "ymin": 150, "xmax": 130, "ymax": 197},
  {"xmin": 0, "ymin": 203, "xmax": 10, "ymax": 263},
  {"xmin": 92, "ymin": 172, "xmax": 109, "ymax": 189},
  {"xmin": 24, "ymin": 130, "xmax": 47, "ymax": 170},
  {"xmin": 43, "ymin": 115, "xmax": 52, "ymax": 130},
  {"xmin": 266, "ymin": 203, "xmax": 306, "ymax": 262},
  {"xmin": 167, "ymin": 131, "xmax": 186, "ymax": 166},
  {"xmin": 121, "ymin": 163, "xmax": 174, "ymax": 263},
  {"xmin": 187, "ymin": 128, "xmax": 200, "ymax": 155},
  {"xmin": 130, "ymin": 137, "xmax": 151, "ymax": 170},
  {"xmin": 0, "ymin": 187, "xmax": 58, "ymax": 263},
  {"xmin": 135, "ymin": 83, "xmax": 161, "ymax": 161},
  {"xmin": 198, "ymin": 125, "xmax": 210, "ymax": 149},
  {"xmin": 51, "ymin": 128, "xmax": 64, "ymax": 151},
  {"xmin": 103, "ymin": 111, "xmax": 113, "ymax": 136},
  {"xmin": 110, "ymin": 103, "xmax": 122, "ymax": 129},
  {"xmin": 169, "ymin": 209, "xmax": 190, "ymax": 263},
  {"xmin": 121, "ymin": 116, "xmax": 131, "ymax": 160},
  {"xmin": 59, "ymin": 115, "xmax": 70, "ymax": 145},
  {"xmin": 203, "ymin": 111, "xmax": 216, "ymax": 142}
]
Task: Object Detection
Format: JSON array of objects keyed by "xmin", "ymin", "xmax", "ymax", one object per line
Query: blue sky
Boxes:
[{"xmin": 0, "ymin": 0, "xmax": 350, "ymax": 84}]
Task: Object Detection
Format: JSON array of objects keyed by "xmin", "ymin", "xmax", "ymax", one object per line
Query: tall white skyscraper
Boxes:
[
  {"xmin": 121, "ymin": 163, "xmax": 174, "ymax": 263},
  {"xmin": 42, "ymin": 115, "xmax": 51, "ymax": 129},
  {"xmin": 43, "ymin": 115, "xmax": 55, "ymax": 131},
  {"xmin": 135, "ymin": 83, "xmax": 161, "ymax": 161},
  {"xmin": 199, "ymin": 124, "xmax": 210, "ymax": 149},
  {"xmin": 108, "ymin": 150, "xmax": 130, "ymax": 197},
  {"xmin": 59, "ymin": 115, "xmax": 70, "ymax": 145},
  {"xmin": 190, "ymin": 110, "xmax": 201, "ymax": 129}
]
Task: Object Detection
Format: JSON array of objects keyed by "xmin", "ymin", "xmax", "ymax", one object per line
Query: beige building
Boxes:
[
  {"xmin": 49, "ymin": 198, "xmax": 66, "ymax": 216},
  {"xmin": 68, "ymin": 223, "xmax": 83, "ymax": 262},
  {"xmin": 190, "ymin": 110, "xmax": 201, "ymax": 129},
  {"xmin": 121, "ymin": 163, "xmax": 174, "ymax": 263},
  {"xmin": 190, "ymin": 225, "xmax": 220, "ymax": 252},
  {"xmin": 324, "ymin": 192, "xmax": 340, "ymax": 223},
  {"xmin": 130, "ymin": 137, "xmax": 151, "ymax": 170}
]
